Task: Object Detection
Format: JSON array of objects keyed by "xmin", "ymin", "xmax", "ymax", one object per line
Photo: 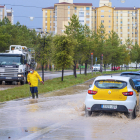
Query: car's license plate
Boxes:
[
  {"xmin": 6, "ymin": 77, "xmax": 12, "ymax": 79},
  {"xmin": 101, "ymin": 105, "xmax": 117, "ymax": 109}
]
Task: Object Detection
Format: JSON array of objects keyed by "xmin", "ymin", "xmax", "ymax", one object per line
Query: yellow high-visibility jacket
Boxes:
[{"xmin": 27, "ymin": 71, "xmax": 42, "ymax": 87}]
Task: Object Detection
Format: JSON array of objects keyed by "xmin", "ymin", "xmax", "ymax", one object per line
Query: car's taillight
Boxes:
[
  {"xmin": 122, "ymin": 91, "xmax": 133, "ymax": 96},
  {"xmin": 88, "ymin": 90, "xmax": 97, "ymax": 95}
]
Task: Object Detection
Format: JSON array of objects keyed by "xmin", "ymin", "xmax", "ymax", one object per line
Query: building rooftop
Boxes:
[
  {"xmin": 42, "ymin": 6, "xmax": 54, "ymax": 9},
  {"xmin": 0, "ymin": 6, "xmax": 4, "ymax": 8},
  {"xmin": 73, "ymin": 3, "xmax": 92, "ymax": 6},
  {"xmin": 55, "ymin": 2, "xmax": 92, "ymax": 6}
]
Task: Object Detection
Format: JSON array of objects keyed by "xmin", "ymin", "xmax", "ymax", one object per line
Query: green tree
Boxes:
[
  {"xmin": 64, "ymin": 14, "xmax": 82, "ymax": 78},
  {"xmin": 130, "ymin": 42, "xmax": 140, "ymax": 69},
  {"xmin": 53, "ymin": 35, "xmax": 74, "ymax": 81}
]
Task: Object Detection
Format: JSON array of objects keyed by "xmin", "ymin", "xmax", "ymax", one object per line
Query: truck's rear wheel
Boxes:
[{"xmin": 20, "ymin": 76, "xmax": 26, "ymax": 85}]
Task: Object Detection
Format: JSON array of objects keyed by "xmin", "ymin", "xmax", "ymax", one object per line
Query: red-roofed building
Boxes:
[{"xmin": 42, "ymin": 0, "xmax": 140, "ymax": 46}]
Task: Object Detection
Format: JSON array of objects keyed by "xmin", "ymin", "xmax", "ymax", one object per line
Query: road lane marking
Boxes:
[{"xmin": 18, "ymin": 123, "xmax": 64, "ymax": 140}]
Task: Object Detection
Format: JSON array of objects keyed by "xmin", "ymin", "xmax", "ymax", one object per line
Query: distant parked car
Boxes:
[
  {"xmin": 120, "ymin": 72, "xmax": 140, "ymax": 92},
  {"xmin": 92, "ymin": 64, "xmax": 100, "ymax": 71},
  {"xmin": 111, "ymin": 66, "xmax": 120, "ymax": 70}
]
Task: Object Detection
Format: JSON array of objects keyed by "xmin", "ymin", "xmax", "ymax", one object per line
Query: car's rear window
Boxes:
[
  {"xmin": 95, "ymin": 80, "xmax": 127, "ymax": 89},
  {"xmin": 121, "ymin": 73, "xmax": 140, "ymax": 79}
]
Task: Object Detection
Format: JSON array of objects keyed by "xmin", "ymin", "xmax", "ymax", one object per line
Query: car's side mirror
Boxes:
[
  {"xmin": 89, "ymin": 85, "xmax": 92, "ymax": 88},
  {"xmin": 24, "ymin": 60, "xmax": 27, "ymax": 64}
]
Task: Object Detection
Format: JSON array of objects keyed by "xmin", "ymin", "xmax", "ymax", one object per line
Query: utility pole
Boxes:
[
  {"xmin": 42, "ymin": 36, "xmax": 45, "ymax": 82},
  {"xmin": 91, "ymin": 53, "xmax": 93, "ymax": 76},
  {"xmin": 100, "ymin": 54, "xmax": 103, "ymax": 73}
]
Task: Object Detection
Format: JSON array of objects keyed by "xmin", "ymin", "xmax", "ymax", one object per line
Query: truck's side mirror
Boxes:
[{"xmin": 24, "ymin": 60, "xmax": 27, "ymax": 64}]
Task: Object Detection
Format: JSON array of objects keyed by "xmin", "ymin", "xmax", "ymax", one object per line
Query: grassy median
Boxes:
[{"xmin": 0, "ymin": 69, "xmax": 139, "ymax": 103}]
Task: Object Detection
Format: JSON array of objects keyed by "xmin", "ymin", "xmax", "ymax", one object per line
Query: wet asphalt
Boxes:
[{"xmin": 1, "ymin": 73, "xmax": 140, "ymax": 140}]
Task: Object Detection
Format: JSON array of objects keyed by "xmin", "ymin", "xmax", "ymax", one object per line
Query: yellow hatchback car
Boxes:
[{"xmin": 85, "ymin": 76, "xmax": 139, "ymax": 119}]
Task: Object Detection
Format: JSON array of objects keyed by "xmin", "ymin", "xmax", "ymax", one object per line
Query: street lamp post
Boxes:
[{"xmin": 41, "ymin": 31, "xmax": 46, "ymax": 82}]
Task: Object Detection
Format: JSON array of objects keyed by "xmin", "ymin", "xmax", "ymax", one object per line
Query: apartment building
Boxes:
[
  {"xmin": 42, "ymin": 0, "xmax": 140, "ymax": 45},
  {"xmin": 0, "ymin": 5, "xmax": 14, "ymax": 24}
]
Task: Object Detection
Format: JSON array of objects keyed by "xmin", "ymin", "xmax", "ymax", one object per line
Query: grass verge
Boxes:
[{"xmin": 0, "ymin": 69, "xmax": 139, "ymax": 102}]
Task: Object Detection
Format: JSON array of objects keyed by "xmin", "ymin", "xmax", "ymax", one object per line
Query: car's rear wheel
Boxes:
[
  {"xmin": 85, "ymin": 107, "xmax": 92, "ymax": 117},
  {"xmin": 128, "ymin": 106, "xmax": 137, "ymax": 119}
]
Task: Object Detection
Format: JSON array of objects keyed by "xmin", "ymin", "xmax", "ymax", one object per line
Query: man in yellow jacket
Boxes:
[{"xmin": 27, "ymin": 67, "xmax": 44, "ymax": 99}]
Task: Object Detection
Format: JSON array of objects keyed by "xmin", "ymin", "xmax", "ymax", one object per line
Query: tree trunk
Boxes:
[
  {"xmin": 61, "ymin": 68, "xmax": 64, "ymax": 81},
  {"xmin": 42, "ymin": 63, "xmax": 44, "ymax": 82},
  {"xmin": 84, "ymin": 62, "xmax": 87, "ymax": 75},
  {"xmin": 104, "ymin": 64, "xmax": 106, "ymax": 72},
  {"xmin": 73, "ymin": 61, "xmax": 77, "ymax": 78},
  {"xmin": 49, "ymin": 64, "xmax": 51, "ymax": 71},
  {"xmin": 136, "ymin": 63, "xmax": 137, "ymax": 69},
  {"xmin": 80, "ymin": 64, "xmax": 81, "ymax": 74}
]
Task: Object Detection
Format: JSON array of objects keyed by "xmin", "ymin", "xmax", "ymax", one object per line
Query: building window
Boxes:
[
  {"xmin": 53, "ymin": 26, "xmax": 55, "ymax": 29},
  {"xmin": 116, "ymin": 22, "xmax": 118, "ymax": 24},
  {"xmin": 45, "ymin": 26, "xmax": 47, "ymax": 28},
  {"xmin": 128, "ymin": 11, "xmax": 129, "ymax": 14},
  {"xmin": 109, "ymin": 15, "xmax": 111, "ymax": 18},
  {"xmin": 101, "ymin": 20, "xmax": 104, "ymax": 23},
  {"xmin": 109, "ymin": 26, "xmax": 111, "ymax": 28},
  {"xmin": 79, "ymin": 20, "xmax": 84, "ymax": 22},
  {"xmin": 101, "ymin": 15, "xmax": 104, "ymax": 17},
  {"xmin": 128, "ymin": 27, "xmax": 130, "ymax": 29},
  {"xmin": 45, "ymin": 10, "xmax": 47, "ymax": 13},
  {"xmin": 75, "ymin": 13, "xmax": 77, "ymax": 15},
  {"xmin": 80, "ymin": 8, "xmax": 83, "ymax": 11},
  {"xmin": 101, "ymin": 10, "xmax": 104, "ymax": 12},
  {"xmin": 121, "ymin": 32, "xmax": 122, "ymax": 34},
  {"xmin": 109, "ymin": 10, "xmax": 111, "ymax": 12},
  {"xmin": 120, "ymin": 27, "xmax": 122, "ymax": 29},
  {"xmin": 101, "ymin": 25, "xmax": 104, "ymax": 28},
  {"xmin": 86, "ymin": 23, "xmax": 89, "ymax": 26},
  {"xmin": 68, "ymin": 6, "xmax": 70, "ymax": 9},
  {"xmin": 109, "ymin": 31, "xmax": 110, "ymax": 33},
  {"xmin": 116, "ymin": 27, "xmax": 118, "ymax": 29},
  {"xmin": 86, "ymin": 7, "xmax": 90, "ymax": 10},
  {"xmin": 75, "ymin": 7, "xmax": 77, "ymax": 10},
  {"xmin": 86, "ymin": 13, "xmax": 89, "ymax": 15},
  {"xmin": 109, "ymin": 20, "xmax": 111, "ymax": 23},
  {"xmin": 50, "ymin": 11, "xmax": 52, "ymax": 13},
  {"xmin": 45, "ymin": 21, "xmax": 47, "ymax": 23},
  {"xmin": 68, "ymin": 11, "xmax": 70, "ymax": 14},
  {"xmin": 50, "ymin": 21, "xmax": 52, "ymax": 23},
  {"xmin": 128, "ymin": 32, "xmax": 130, "ymax": 34},
  {"xmin": 120, "ymin": 21, "xmax": 123, "ymax": 24},
  {"xmin": 79, "ymin": 12, "xmax": 84, "ymax": 17},
  {"xmin": 86, "ymin": 18, "xmax": 89, "ymax": 21},
  {"xmin": 128, "ymin": 22, "xmax": 130, "ymax": 24},
  {"xmin": 68, "ymin": 17, "xmax": 70, "ymax": 20},
  {"xmin": 116, "ymin": 17, "xmax": 118, "ymax": 19},
  {"xmin": 120, "ymin": 17, "xmax": 122, "ymax": 19}
]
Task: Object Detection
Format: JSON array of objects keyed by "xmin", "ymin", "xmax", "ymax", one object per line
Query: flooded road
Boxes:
[{"xmin": 0, "ymin": 78, "xmax": 140, "ymax": 140}]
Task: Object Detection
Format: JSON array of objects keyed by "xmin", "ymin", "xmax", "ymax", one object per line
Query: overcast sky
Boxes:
[{"xmin": 1, "ymin": 0, "xmax": 139, "ymax": 29}]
